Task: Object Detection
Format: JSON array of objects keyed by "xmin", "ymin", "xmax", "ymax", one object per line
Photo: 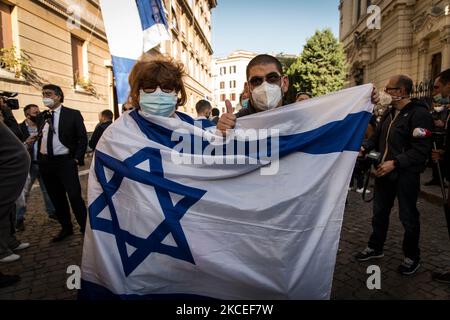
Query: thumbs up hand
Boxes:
[{"xmin": 217, "ymin": 100, "xmax": 236, "ymax": 136}]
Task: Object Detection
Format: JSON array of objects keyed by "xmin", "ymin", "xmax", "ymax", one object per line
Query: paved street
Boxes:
[{"xmin": 1, "ymin": 160, "xmax": 450, "ymax": 300}]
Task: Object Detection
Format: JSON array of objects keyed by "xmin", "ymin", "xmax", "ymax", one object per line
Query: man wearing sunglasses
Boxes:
[{"xmin": 217, "ymin": 54, "xmax": 380, "ymax": 135}]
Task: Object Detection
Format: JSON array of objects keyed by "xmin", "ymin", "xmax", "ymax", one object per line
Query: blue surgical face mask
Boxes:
[
  {"xmin": 241, "ymin": 99, "xmax": 249, "ymax": 109},
  {"xmin": 139, "ymin": 88, "xmax": 178, "ymax": 117}
]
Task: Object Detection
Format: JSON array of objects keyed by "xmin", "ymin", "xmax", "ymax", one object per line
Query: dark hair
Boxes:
[
  {"xmin": 246, "ymin": 54, "xmax": 283, "ymax": 80},
  {"xmin": 437, "ymin": 69, "xmax": 450, "ymax": 85},
  {"xmin": 211, "ymin": 108, "xmax": 220, "ymax": 117},
  {"xmin": 195, "ymin": 99, "xmax": 212, "ymax": 114},
  {"xmin": 23, "ymin": 104, "xmax": 39, "ymax": 115},
  {"xmin": 396, "ymin": 75, "xmax": 413, "ymax": 95},
  {"xmin": 101, "ymin": 109, "xmax": 114, "ymax": 120},
  {"xmin": 296, "ymin": 92, "xmax": 312, "ymax": 99},
  {"xmin": 42, "ymin": 84, "xmax": 64, "ymax": 103}
]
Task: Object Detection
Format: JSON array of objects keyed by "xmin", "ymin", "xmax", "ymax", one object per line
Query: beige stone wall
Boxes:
[
  {"xmin": 0, "ymin": 0, "xmax": 112, "ymax": 132},
  {"xmin": 340, "ymin": 0, "xmax": 450, "ymax": 90}
]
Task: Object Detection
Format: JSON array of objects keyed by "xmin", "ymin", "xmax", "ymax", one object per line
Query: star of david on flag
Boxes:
[
  {"xmin": 89, "ymin": 147, "xmax": 206, "ymax": 277},
  {"xmin": 81, "ymin": 84, "xmax": 375, "ymax": 300}
]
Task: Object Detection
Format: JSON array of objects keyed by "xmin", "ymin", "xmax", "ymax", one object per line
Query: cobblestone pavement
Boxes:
[{"xmin": 0, "ymin": 163, "xmax": 449, "ymax": 300}]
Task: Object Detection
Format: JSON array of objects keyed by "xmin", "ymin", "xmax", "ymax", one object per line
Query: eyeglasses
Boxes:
[
  {"xmin": 141, "ymin": 84, "xmax": 177, "ymax": 94},
  {"xmin": 248, "ymin": 72, "xmax": 282, "ymax": 87}
]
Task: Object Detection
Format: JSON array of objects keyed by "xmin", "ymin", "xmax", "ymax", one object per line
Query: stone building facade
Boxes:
[{"xmin": 340, "ymin": 0, "xmax": 450, "ymax": 89}]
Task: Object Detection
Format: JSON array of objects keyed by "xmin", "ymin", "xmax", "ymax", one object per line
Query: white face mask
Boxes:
[
  {"xmin": 43, "ymin": 98, "xmax": 55, "ymax": 108},
  {"xmin": 251, "ymin": 81, "xmax": 283, "ymax": 111}
]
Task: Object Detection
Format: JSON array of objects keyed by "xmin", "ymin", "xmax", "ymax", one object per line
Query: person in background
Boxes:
[
  {"xmin": 122, "ymin": 97, "xmax": 135, "ymax": 113},
  {"xmin": 89, "ymin": 110, "xmax": 114, "ymax": 150},
  {"xmin": 210, "ymin": 108, "xmax": 220, "ymax": 125},
  {"xmin": 235, "ymin": 83, "xmax": 251, "ymax": 112},
  {"xmin": 195, "ymin": 99, "xmax": 215, "ymax": 128},
  {"xmin": 429, "ymin": 69, "xmax": 450, "ymax": 284},
  {"xmin": 38, "ymin": 84, "xmax": 88, "ymax": 242},
  {"xmin": 15, "ymin": 104, "xmax": 56, "ymax": 231},
  {"xmin": 355, "ymin": 75, "xmax": 433, "ymax": 276},
  {"xmin": 296, "ymin": 91, "xmax": 312, "ymax": 102}
]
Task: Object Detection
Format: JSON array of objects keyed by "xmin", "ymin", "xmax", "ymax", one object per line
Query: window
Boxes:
[
  {"xmin": 0, "ymin": 2, "xmax": 13, "ymax": 49},
  {"xmin": 220, "ymin": 67, "xmax": 226, "ymax": 75},
  {"xmin": 220, "ymin": 81, "xmax": 225, "ymax": 89},
  {"xmin": 230, "ymin": 65, "xmax": 236, "ymax": 74},
  {"xmin": 71, "ymin": 35, "xmax": 86, "ymax": 85},
  {"xmin": 171, "ymin": 9, "xmax": 178, "ymax": 30},
  {"xmin": 220, "ymin": 94, "xmax": 226, "ymax": 102},
  {"xmin": 230, "ymin": 80, "xmax": 236, "ymax": 88},
  {"xmin": 356, "ymin": 0, "xmax": 362, "ymax": 21},
  {"xmin": 230, "ymin": 93, "xmax": 236, "ymax": 101}
]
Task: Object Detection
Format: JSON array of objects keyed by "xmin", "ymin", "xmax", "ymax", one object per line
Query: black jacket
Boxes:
[
  {"xmin": 1, "ymin": 107, "xmax": 23, "ymax": 140},
  {"xmin": 89, "ymin": 120, "xmax": 112, "ymax": 150},
  {"xmin": 0, "ymin": 121, "xmax": 30, "ymax": 207},
  {"xmin": 37, "ymin": 106, "xmax": 88, "ymax": 166},
  {"xmin": 364, "ymin": 99, "xmax": 433, "ymax": 173}
]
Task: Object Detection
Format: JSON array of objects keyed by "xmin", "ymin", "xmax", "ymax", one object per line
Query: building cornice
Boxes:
[{"xmin": 33, "ymin": 0, "xmax": 107, "ymax": 41}]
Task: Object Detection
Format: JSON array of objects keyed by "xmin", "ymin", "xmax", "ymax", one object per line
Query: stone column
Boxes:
[
  {"xmin": 418, "ymin": 39, "xmax": 429, "ymax": 81},
  {"xmin": 440, "ymin": 26, "xmax": 450, "ymax": 70}
]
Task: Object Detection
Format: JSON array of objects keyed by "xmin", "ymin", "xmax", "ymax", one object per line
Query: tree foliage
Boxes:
[{"xmin": 287, "ymin": 29, "xmax": 347, "ymax": 98}]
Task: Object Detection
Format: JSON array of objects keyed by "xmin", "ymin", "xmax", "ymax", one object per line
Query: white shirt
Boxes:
[{"xmin": 40, "ymin": 105, "xmax": 70, "ymax": 156}]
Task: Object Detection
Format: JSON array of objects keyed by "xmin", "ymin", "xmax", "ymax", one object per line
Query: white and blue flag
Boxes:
[
  {"xmin": 100, "ymin": 0, "xmax": 170, "ymax": 104},
  {"xmin": 80, "ymin": 84, "xmax": 374, "ymax": 300}
]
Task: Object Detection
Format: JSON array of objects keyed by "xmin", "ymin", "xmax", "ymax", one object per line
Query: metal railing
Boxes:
[{"xmin": 411, "ymin": 80, "xmax": 434, "ymax": 108}]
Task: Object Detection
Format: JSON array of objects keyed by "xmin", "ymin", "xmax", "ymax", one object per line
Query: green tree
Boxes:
[{"xmin": 287, "ymin": 29, "xmax": 347, "ymax": 98}]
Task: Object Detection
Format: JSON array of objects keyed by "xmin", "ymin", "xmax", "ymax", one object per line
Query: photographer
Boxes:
[
  {"xmin": 0, "ymin": 91, "xmax": 23, "ymax": 141},
  {"xmin": 355, "ymin": 75, "xmax": 433, "ymax": 276},
  {"xmin": 15, "ymin": 104, "xmax": 56, "ymax": 231},
  {"xmin": 425, "ymin": 98, "xmax": 449, "ymax": 186}
]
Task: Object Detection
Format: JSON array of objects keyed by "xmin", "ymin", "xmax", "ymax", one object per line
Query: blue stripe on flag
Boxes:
[
  {"xmin": 78, "ymin": 280, "xmax": 216, "ymax": 300},
  {"xmin": 136, "ymin": 0, "xmax": 168, "ymax": 31},
  {"xmin": 129, "ymin": 110, "xmax": 372, "ymax": 157},
  {"xmin": 111, "ymin": 56, "xmax": 136, "ymax": 104}
]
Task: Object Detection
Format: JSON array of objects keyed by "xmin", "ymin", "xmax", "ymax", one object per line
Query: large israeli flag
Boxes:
[
  {"xmin": 80, "ymin": 84, "xmax": 374, "ymax": 300},
  {"xmin": 100, "ymin": 0, "xmax": 170, "ymax": 104}
]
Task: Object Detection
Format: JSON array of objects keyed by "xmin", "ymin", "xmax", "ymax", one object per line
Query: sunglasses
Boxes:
[
  {"xmin": 249, "ymin": 72, "xmax": 282, "ymax": 87},
  {"xmin": 142, "ymin": 83, "xmax": 177, "ymax": 94}
]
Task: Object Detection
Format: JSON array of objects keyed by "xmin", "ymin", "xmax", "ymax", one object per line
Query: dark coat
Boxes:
[
  {"xmin": 364, "ymin": 99, "xmax": 433, "ymax": 173},
  {"xmin": 89, "ymin": 120, "xmax": 112, "ymax": 150}
]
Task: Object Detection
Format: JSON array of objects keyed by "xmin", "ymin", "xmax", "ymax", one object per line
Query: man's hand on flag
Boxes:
[{"xmin": 217, "ymin": 100, "xmax": 236, "ymax": 136}]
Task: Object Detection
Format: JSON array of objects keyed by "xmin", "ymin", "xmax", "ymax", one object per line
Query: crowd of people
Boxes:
[{"xmin": 1, "ymin": 53, "xmax": 450, "ymax": 292}]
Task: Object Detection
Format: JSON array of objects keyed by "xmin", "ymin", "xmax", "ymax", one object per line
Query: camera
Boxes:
[
  {"xmin": 0, "ymin": 91, "xmax": 19, "ymax": 110},
  {"xmin": 367, "ymin": 150, "xmax": 382, "ymax": 165}
]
